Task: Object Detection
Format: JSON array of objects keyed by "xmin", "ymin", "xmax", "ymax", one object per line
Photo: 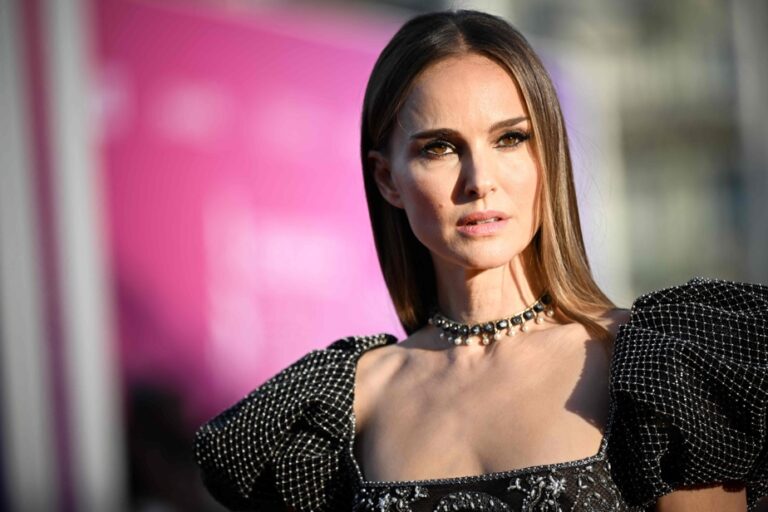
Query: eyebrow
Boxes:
[{"xmin": 408, "ymin": 116, "xmax": 530, "ymax": 140}]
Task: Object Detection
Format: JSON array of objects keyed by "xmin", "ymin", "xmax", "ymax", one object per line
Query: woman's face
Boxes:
[{"xmin": 370, "ymin": 52, "xmax": 541, "ymax": 271}]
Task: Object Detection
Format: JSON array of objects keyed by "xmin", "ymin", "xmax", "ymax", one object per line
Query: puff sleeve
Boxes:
[
  {"xmin": 192, "ymin": 334, "xmax": 397, "ymax": 511},
  {"xmin": 607, "ymin": 276, "xmax": 768, "ymax": 510}
]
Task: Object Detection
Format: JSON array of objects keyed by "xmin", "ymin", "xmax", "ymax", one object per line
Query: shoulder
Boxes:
[
  {"xmin": 606, "ymin": 277, "xmax": 768, "ymax": 510},
  {"xmin": 544, "ymin": 307, "xmax": 630, "ymax": 365},
  {"xmin": 597, "ymin": 307, "xmax": 631, "ymax": 333},
  {"xmin": 611, "ymin": 276, "xmax": 767, "ymax": 383},
  {"xmin": 353, "ymin": 335, "xmax": 409, "ymax": 433},
  {"xmin": 592, "ymin": 307, "xmax": 631, "ymax": 356},
  {"xmin": 193, "ymin": 332, "xmax": 398, "ymax": 511},
  {"xmin": 252, "ymin": 332, "xmax": 400, "ymax": 404}
]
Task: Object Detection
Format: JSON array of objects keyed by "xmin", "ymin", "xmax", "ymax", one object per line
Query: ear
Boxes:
[{"xmin": 368, "ymin": 149, "xmax": 404, "ymax": 209}]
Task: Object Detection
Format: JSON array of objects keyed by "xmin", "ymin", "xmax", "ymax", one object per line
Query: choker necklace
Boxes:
[{"xmin": 428, "ymin": 292, "xmax": 554, "ymax": 346}]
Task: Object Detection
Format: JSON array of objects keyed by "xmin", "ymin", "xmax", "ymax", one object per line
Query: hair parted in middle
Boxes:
[{"xmin": 360, "ymin": 9, "xmax": 616, "ymax": 341}]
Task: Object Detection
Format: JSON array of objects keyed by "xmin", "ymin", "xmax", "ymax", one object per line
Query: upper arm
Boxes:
[{"xmin": 655, "ymin": 484, "xmax": 747, "ymax": 512}]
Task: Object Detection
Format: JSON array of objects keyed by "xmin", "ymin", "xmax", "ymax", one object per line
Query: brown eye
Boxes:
[
  {"xmin": 421, "ymin": 141, "xmax": 456, "ymax": 158},
  {"xmin": 497, "ymin": 131, "xmax": 530, "ymax": 148}
]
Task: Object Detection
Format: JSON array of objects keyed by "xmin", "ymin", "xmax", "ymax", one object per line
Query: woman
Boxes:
[{"xmin": 193, "ymin": 10, "xmax": 768, "ymax": 512}]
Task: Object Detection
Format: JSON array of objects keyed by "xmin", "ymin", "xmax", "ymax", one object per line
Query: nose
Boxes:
[{"xmin": 461, "ymin": 148, "xmax": 498, "ymax": 198}]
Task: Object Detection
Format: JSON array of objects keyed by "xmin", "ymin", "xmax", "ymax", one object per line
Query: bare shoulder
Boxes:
[
  {"xmin": 540, "ymin": 306, "xmax": 629, "ymax": 370},
  {"xmin": 588, "ymin": 307, "xmax": 631, "ymax": 361},
  {"xmin": 353, "ymin": 341, "xmax": 407, "ymax": 433},
  {"xmin": 597, "ymin": 307, "xmax": 631, "ymax": 338}
]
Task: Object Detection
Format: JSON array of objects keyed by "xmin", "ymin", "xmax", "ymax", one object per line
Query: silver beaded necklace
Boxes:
[{"xmin": 428, "ymin": 292, "xmax": 554, "ymax": 346}]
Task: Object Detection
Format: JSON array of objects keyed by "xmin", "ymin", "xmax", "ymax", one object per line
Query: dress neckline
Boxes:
[
  {"xmin": 346, "ymin": 334, "xmax": 616, "ymax": 488},
  {"xmin": 348, "ymin": 410, "xmax": 610, "ymax": 488}
]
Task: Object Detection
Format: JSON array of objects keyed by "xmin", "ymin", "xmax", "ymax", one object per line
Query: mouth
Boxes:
[
  {"xmin": 463, "ymin": 217, "xmax": 502, "ymax": 226},
  {"xmin": 457, "ymin": 211, "xmax": 509, "ymax": 226},
  {"xmin": 456, "ymin": 211, "xmax": 510, "ymax": 237}
]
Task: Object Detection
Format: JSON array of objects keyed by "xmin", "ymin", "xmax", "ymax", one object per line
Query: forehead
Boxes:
[{"xmin": 398, "ymin": 53, "xmax": 528, "ymax": 131}]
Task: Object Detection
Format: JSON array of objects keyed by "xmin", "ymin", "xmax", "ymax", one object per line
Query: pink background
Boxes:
[{"xmin": 94, "ymin": 0, "xmax": 404, "ymax": 418}]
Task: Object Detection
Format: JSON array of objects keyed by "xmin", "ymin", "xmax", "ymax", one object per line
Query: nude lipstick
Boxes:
[{"xmin": 456, "ymin": 210, "xmax": 509, "ymax": 236}]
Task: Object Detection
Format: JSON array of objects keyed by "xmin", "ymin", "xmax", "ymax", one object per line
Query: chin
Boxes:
[
  {"xmin": 418, "ymin": 229, "xmax": 532, "ymax": 271},
  {"xmin": 442, "ymin": 244, "xmax": 524, "ymax": 271},
  {"xmin": 463, "ymin": 256, "xmax": 516, "ymax": 271}
]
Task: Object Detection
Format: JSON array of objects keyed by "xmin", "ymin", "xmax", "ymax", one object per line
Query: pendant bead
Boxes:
[{"xmin": 429, "ymin": 291, "xmax": 552, "ymax": 347}]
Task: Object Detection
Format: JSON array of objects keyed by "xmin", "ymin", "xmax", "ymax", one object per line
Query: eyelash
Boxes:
[{"xmin": 420, "ymin": 130, "xmax": 531, "ymax": 159}]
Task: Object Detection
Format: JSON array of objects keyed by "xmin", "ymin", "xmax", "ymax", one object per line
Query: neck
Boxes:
[{"xmin": 432, "ymin": 247, "xmax": 545, "ymax": 325}]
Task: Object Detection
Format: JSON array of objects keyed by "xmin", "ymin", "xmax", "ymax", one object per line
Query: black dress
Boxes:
[{"xmin": 193, "ymin": 277, "xmax": 768, "ymax": 511}]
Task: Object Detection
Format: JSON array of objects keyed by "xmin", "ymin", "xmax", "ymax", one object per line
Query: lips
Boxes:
[
  {"xmin": 456, "ymin": 210, "xmax": 510, "ymax": 237},
  {"xmin": 457, "ymin": 210, "xmax": 509, "ymax": 226}
]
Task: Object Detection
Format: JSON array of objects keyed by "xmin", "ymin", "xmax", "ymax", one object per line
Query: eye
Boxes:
[
  {"xmin": 420, "ymin": 140, "xmax": 457, "ymax": 159},
  {"xmin": 496, "ymin": 130, "xmax": 531, "ymax": 148}
]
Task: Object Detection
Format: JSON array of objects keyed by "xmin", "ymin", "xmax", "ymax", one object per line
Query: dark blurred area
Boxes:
[{"xmin": 1, "ymin": 0, "xmax": 766, "ymax": 510}]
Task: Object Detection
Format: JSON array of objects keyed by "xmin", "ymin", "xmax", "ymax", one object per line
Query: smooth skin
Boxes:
[{"xmin": 356, "ymin": 52, "xmax": 747, "ymax": 511}]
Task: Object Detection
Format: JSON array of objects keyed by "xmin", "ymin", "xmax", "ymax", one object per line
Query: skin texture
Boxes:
[
  {"xmin": 369, "ymin": 52, "xmax": 544, "ymax": 327},
  {"xmin": 352, "ymin": 310, "xmax": 625, "ymax": 481},
  {"xmin": 361, "ymin": 52, "xmax": 613, "ymax": 480},
  {"xmin": 358, "ymin": 52, "xmax": 747, "ymax": 510}
]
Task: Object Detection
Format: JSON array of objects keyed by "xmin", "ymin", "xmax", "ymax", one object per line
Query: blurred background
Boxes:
[{"xmin": 1, "ymin": 0, "xmax": 766, "ymax": 510}]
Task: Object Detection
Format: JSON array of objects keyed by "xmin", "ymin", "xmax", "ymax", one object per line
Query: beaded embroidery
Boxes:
[
  {"xmin": 353, "ymin": 485, "xmax": 429, "ymax": 512},
  {"xmin": 507, "ymin": 470, "xmax": 567, "ymax": 511},
  {"xmin": 352, "ymin": 439, "xmax": 642, "ymax": 512},
  {"xmin": 193, "ymin": 277, "xmax": 768, "ymax": 512},
  {"xmin": 433, "ymin": 491, "xmax": 511, "ymax": 511}
]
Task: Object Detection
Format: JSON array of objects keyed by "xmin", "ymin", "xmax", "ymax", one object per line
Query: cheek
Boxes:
[
  {"xmin": 498, "ymin": 154, "xmax": 541, "ymax": 232},
  {"xmin": 521, "ymin": 170, "xmax": 540, "ymax": 208},
  {"xmin": 518, "ymin": 163, "xmax": 542, "ymax": 229},
  {"xmin": 394, "ymin": 171, "xmax": 451, "ymax": 236},
  {"xmin": 403, "ymin": 185, "xmax": 446, "ymax": 223}
]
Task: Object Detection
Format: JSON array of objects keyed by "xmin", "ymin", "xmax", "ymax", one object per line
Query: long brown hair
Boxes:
[{"xmin": 360, "ymin": 10, "xmax": 616, "ymax": 341}]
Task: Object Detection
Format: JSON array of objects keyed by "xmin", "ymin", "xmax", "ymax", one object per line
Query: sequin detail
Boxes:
[
  {"xmin": 570, "ymin": 461, "xmax": 629, "ymax": 511},
  {"xmin": 607, "ymin": 277, "xmax": 768, "ymax": 510},
  {"xmin": 353, "ymin": 454, "xmax": 642, "ymax": 512},
  {"xmin": 507, "ymin": 470, "xmax": 567, "ymax": 511},
  {"xmin": 353, "ymin": 486, "xmax": 429, "ymax": 512},
  {"xmin": 434, "ymin": 491, "xmax": 510, "ymax": 511},
  {"xmin": 193, "ymin": 334, "xmax": 398, "ymax": 511},
  {"xmin": 193, "ymin": 277, "xmax": 768, "ymax": 512}
]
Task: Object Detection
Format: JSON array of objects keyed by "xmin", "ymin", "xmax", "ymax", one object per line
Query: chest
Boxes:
[
  {"xmin": 354, "ymin": 338, "xmax": 610, "ymax": 483},
  {"xmin": 350, "ymin": 452, "xmax": 643, "ymax": 512}
]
